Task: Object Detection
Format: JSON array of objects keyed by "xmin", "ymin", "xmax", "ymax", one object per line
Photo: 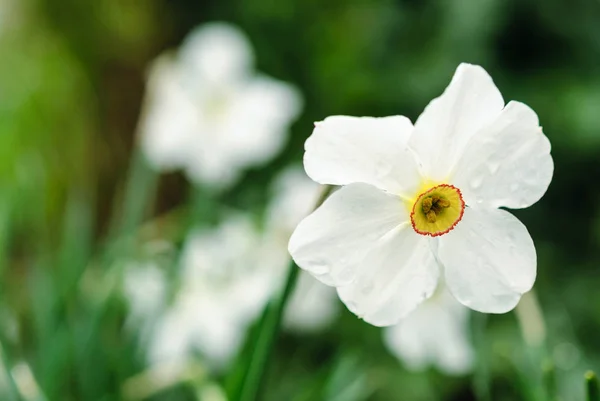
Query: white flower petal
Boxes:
[
  {"xmin": 191, "ymin": 307, "xmax": 245, "ymax": 366},
  {"xmin": 409, "ymin": 63, "xmax": 505, "ymax": 181},
  {"xmin": 289, "ymin": 183, "xmax": 407, "ymax": 286},
  {"xmin": 439, "ymin": 207, "xmax": 537, "ymax": 313},
  {"xmin": 384, "ymin": 287, "xmax": 473, "ymax": 375},
  {"xmin": 139, "ymin": 56, "xmax": 198, "ymax": 170},
  {"xmin": 180, "ymin": 22, "xmax": 253, "ymax": 86},
  {"xmin": 304, "ymin": 116, "xmax": 421, "ymax": 197},
  {"xmin": 384, "ymin": 320, "xmax": 429, "ymax": 371},
  {"xmin": 163, "ymin": 215, "xmax": 276, "ymax": 367},
  {"xmin": 283, "ymin": 272, "xmax": 339, "ymax": 333},
  {"xmin": 148, "ymin": 308, "xmax": 194, "ymax": 365},
  {"xmin": 452, "ymin": 101, "xmax": 553, "ymax": 209},
  {"xmin": 124, "ymin": 263, "xmax": 166, "ymax": 323},
  {"xmin": 223, "ymin": 75, "xmax": 302, "ymax": 167},
  {"xmin": 184, "ymin": 144, "xmax": 241, "ymax": 187},
  {"xmin": 336, "ymin": 227, "xmax": 439, "ymax": 327},
  {"xmin": 267, "ymin": 166, "xmax": 320, "ymax": 233}
]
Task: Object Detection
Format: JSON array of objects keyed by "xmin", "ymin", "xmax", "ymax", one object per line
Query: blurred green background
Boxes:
[{"xmin": 1, "ymin": 0, "xmax": 600, "ymax": 400}]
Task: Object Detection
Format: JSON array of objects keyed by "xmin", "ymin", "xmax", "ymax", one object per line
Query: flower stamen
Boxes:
[
  {"xmin": 422, "ymin": 195, "xmax": 451, "ymax": 222},
  {"xmin": 410, "ymin": 184, "xmax": 465, "ymax": 237}
]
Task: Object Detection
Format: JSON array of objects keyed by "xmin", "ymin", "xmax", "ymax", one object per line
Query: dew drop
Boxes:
[
  {"xmin": 487, "ymin": 161, "xmax": 501, "ymax": 174},
  {"xmin": 345, "ymin": 300, "xmax": 358, "ymax": 311},
  {"xmin": 360, "ymin": 282, "xmax": 374, "ymax": 295},
  {"xmin": 470, "ymin": 175, "xmax": 484, "ymax": 189},
  {"xmin": 308, "ymin": 259, "xmax": 330, "ymax": 272},
  {"xmin": 375, "ymin": 160, "xmax": 392, "ymax": 179}
]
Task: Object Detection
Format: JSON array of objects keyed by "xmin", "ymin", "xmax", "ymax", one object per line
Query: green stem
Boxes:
[
  {"xmin": 586, "ymin": 371, "xmax": 599, "ymax": 401},
  {"xmin": 514, "ymin": 290, "xmax": 547, "ymax": 401},
  {"xmin": 541, "ymin": 359, "xmax": 556, "ymax": 401},
  {"xmin": 110, "ymin": 150, "xmax": 158, "ymax": 238},
  {"xmin": 514, "ymin": 290, "xmax": 546, "ymax": 349},
  {"xmin": 472, "ymin": 312, "xmax": 491, "ymax": 401},
  {"xmin": 237, "ymin": 185, "xmax": 333, "ymax": 401}
]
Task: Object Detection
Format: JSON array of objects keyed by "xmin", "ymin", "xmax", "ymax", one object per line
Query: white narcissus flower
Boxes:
[
  {"xmin": 139, "ymin": 22, "xmax": 302, "ymax": 187},
  {"xmin": 289, "ymin": 63, "xmax": 553, "ymax": 326},
  {"xmin": 148, "ymin": 215, "xmax": 280, "ymax": 367},
  {"xmin": 264, "ymin": 167, "xmax": 340, "ymax": 333},
  {"xmin": 384, "ymin": 285, "xmax": 473, "ymax": 375}
]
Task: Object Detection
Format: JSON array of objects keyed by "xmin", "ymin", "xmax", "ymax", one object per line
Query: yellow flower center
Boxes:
[{"xmin": 410, "ymin": 184, "xmax": 465, "ymax": 237}]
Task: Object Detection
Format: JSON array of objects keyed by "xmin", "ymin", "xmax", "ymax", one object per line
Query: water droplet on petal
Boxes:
[
  {"xmin": 345, "ymin": 300, "xmax": 358, "ymax": 312},
  {"xmin": 360, "ymin": 282, "xmax": 374, "ymax": 295},
  {"xmin": 470, "ymin": 175, "xmax": 484, "ymax": 189},
  {"xmin": 307, "ymin": 259, "xmax": 329, "ymax": 272},
  {"xmin": 375, "ymin": 160, "xmax": 392, "ymax": 179},
  {"xmin": 488, "ymin": 161, "xmax": 501, "ymax": 174}
]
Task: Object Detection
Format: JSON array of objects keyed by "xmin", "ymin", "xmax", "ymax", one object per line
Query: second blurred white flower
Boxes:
[
  {"xmin": 139, "ymin": 22, "xmax": 302, "ymax": 188},
  {"xmin": 148, "ymin": 215, "xmax": 280, "ymax": 367}
]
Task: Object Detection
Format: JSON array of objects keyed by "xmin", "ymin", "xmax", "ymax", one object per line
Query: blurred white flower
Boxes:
[
  {"xmin": 139, "ymin": 22, "xmax": 302, "ymax": 187},
  {"xmin": 148, "ymin": 215, "xmax": 280, "ymax": 367},
  {"xmin": 265, "ymin": 167, "xmax": 340, "ymax": 333},
  {"xmin": 266, "ymin": 167, "xmax": 320, "ymax": 233},
  {"xmin": 384, "ymin": 286, "xmax": 473, "ymax": 375},
  {"xmin": 123, "ymin": 262, "xmax": 167, "ymax": 339},
  {"xmin": 289, "ymin": 63, "xmax": 554, "ymax": 326}
]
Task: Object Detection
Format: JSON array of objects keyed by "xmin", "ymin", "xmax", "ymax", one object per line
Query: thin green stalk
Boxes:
[
  {"xmin": 515, "ymin": 290, "xmax": 546, "ymax": 349},
  {"xmin": 74, "ymin": 150, "xmax": 157, "ymax": 400},
  {"xmin": 237, "ymin": 185, "xmax": 333, "ymax": 401},
  {"xmin": 110, "ymin": 150, "xmax": 159, "ymax": 238},
  {"xmin": 472, "ymin": 312, "xmax": 491, "ymax": 401},
  {"xmin": 541, "ymin": 359, "xmax": 556, "ymax": 401},
  {"xmin": 586, "ymin": 371, "xmax": 599, "ymax": 401},
  {"xmin": 514, "ymin": 290, "xmax": 547, "ymax": 401}
]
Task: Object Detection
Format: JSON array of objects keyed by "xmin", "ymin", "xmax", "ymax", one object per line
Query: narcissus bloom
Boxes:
[
  {"xmin": 139, "ymin": 22, "xmax": 301, "ymax": 187},
  {"xmin": 289, "ymin": 63, "xmax": 553, "ymax": 326}
]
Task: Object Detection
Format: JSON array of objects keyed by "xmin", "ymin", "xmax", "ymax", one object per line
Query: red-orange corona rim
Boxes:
[{"xmin": 410, "ymin": 184, "xmax": 465, "ymax": 237}]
